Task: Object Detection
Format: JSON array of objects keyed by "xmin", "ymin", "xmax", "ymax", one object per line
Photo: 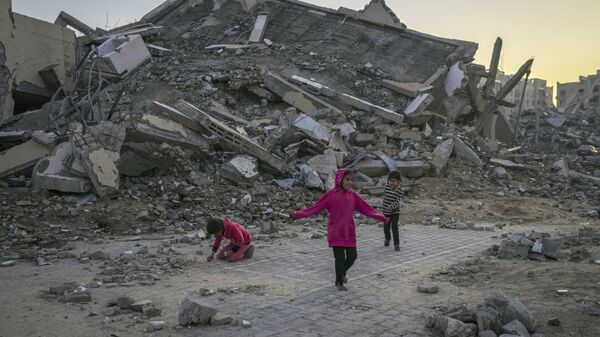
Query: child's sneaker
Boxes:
[
  {"xmin": 384, "ymin": 239, "xmax": 390, "ymax": 247},
  {"xmin": 335, "ymin": 282, "xmax": 348, "ymax": 291},
  {"xmin": 394, "ymin": 244, "xmax": 400, "ymax": 252}
]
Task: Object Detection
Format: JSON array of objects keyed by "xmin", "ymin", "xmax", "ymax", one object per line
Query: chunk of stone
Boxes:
[
  {"xmin": 417, "ymin": 284, "xmax": 439, "ymax": 294},
  {"xmin": 431, "ymin": 138, "xmax": 454, "ymax": 174},
  {"xmin": 298, "ymin": 164, "xmax": 323, "ymax": 189},
  {"xmin": 61, "ymin": 286, "xmax": 92, "ymax": 303},
  {"xmin": 219, "ymin": 155, "xmax": 259, "ymax": 184},
  {"xmin": 453, "ymin": 137, "xmax": 482, "ymax": 167},
  {"xmin": 131, "ymin": 300, "xmax": 153, "ymax": 312},
  {"xmin": 210, "ymin": 313, "xmax": 234, "ymax": 326},
  {"xmin": 497, "ymin": 240, "xmax": 530, "ymax": 259},
  {"xmin": 178, "ymin": 297, "xmax": 217, "ymax": 326},
  {"xmin": 501, "ymin": 319, "xmax": 530, "ymax": 337},
  {"xmin": 242, "ymin": 319, "xmax": 252, "ymax": 328},
  {"xmin": 476, "ymin": 307, "xmax": 502, "ymax": 333},
  {"xmin": 471, "ymin": 201, "xmax": 484, "ymax": 210},
  {"xmin": 541, "ymin": 238, "xmax": 563, "ymax": 260},
  {"xmin": 494, "ymin": 166, "xmax": 510, "ymax": 179},
  {"xmin": 483, "ymin": 292, "xmax": 535, "ymax": 331},
  {"xmin": 116, "ymin": 296, "xmax": 136, "ymax": 310}
]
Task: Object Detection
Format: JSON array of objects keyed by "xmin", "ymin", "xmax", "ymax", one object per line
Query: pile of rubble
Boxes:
[
  {"xmin": 487, "ymin": 227, "xmax": 600, "ymax": 262},
  {"xmin": 427, "ymin": 291, "xmax": 542, "ymax": 337}
]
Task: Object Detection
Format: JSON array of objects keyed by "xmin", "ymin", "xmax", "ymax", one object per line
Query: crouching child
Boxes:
[{"xmin": 206, "ymin": 218, "xmax": 254, "ymax": 262}]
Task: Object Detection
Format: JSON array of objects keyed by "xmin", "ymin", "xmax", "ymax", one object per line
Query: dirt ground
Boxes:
[{"xmin": 1, "ymin": 190, "xmax": 599, "ymax": 337}]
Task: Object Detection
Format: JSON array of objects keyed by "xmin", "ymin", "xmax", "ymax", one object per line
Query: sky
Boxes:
[{"xmin": 12, "ymin": 0, "xmax": 600, "ymax": 95}]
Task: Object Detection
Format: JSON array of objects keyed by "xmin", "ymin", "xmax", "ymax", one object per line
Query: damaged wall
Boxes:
[{"xmin": 0, "ymin": 0, "xmax": 77, "ymax": 122}]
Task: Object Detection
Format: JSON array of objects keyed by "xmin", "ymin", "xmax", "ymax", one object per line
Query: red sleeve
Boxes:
[
  {"xmin": 353, "ymin": 192, "xmax": 389, "ymax": 223},
  {"xmin": 292, "ymin": 191, "xmax": 332, "ymax": 219}
]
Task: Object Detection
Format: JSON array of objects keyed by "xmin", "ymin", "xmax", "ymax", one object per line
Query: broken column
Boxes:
[
  {"xmin": 248, "ymin": 15, "xmax": 268, "ymax": 43},
  {"xmin": 431, "ymin": 138, "xmax": 455, "ymax": 174}
]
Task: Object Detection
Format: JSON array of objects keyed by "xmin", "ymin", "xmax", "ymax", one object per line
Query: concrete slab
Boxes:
[
  {"xmin": 383, "ymin": 80, "xmax": 432, "ymax": 98},
  {"xmin": 248, "ymin": 15, "xmax": 268, "ymax": 43},
  {"xmin": 0, "ymin": 139, "xmax": 53, "ymax": 178}
]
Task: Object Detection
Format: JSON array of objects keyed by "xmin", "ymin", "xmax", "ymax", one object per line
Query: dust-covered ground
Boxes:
[{"xmin": 1, "ymin": 185, "xmax": 599, "ymax": 337}]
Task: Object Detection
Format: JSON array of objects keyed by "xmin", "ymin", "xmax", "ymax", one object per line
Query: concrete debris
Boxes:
[
  {"xmin": 219, "ymin": 155, "xmax": 259, "ymax": 184},
  {"xmin": 94, "ymin": 34, "xmax": 151, "ymax": 76},
  {"xmin": 0, "ymin": 139, "xmax": 54, "ymax": 178},
  {"xmin": 453, "ymin": 137, "xmax": 482, "ymax": 167},
  {"xmin": 32, "ymin": 142, "xmax": 92, "ymax": 193},
  {"xmin": 417, "ymin": 284, "xmax": 439, "ymax": 294},
  {"xmin": 298, "ymin": 164, "xmax": 323, "ymax": 189},
  {"xmin": 431, "ymin": 138, "xmax": 455, "ymax": 174},
  {"xmin": 178, "ymin": 297, "xmax": 217, "ymax": 326},
  {"xmin": 249, "ymin": 15, "xmax": 268, "ymax": 43},
  {"xmin": 383, "ymin": 80, "xmax": 432, "ymax": 98}
]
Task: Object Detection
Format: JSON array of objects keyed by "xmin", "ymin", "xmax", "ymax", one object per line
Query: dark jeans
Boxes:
[
  {"xmin": 384, "ymin": 213, "xmax": 400, "ymax": 246},
  {"xmin": 332, "ymin": 247, "xmax": 357, "ymax": 285}
]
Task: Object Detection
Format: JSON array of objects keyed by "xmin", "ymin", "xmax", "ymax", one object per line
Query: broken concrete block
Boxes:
[
  {"xmin": 307, "ymin": 149, "xmax": 338, "ymax": 190},
  {"xmin": 541, "ymin": 237, "xmax": 563, "ymax": 260},
  {"xmin": 299, "ymin": 164, "xmax": 323, "ymax": 189},
  {"xmin": 178, "ymin": 297, "xmax": 217, "ymax": 326},
  {"xmin": 476, "ymin": 307, "xmax": 502, "ymax": 334},
  {"xmin": 502, "ymin": 319, "xmax": 531, "ymax": 337},
  {"xmin": 417, "ymin": 284, "xmax": 439, "ymax": 294},
  {"xmin": 95, "ymin": 34, "xmax": 151, "ymax": 76},
  {"xmin": 383, "ymin": 80, "xmax": 431, "ymax": 98},
  {"xmin": 427, "ymin": 314, "xmax": 477, "ymax": 337},
  {"xmin": 293, "ymin": 113, "xmax": 331, "ymax": 144},
  {"xmin": 219, "ymin": 155, "xmax": 259, "ymax": 184},
  {"xmin": 32, "ymin": 142, "xmax": 92, "ymax": 193},
  {"xmin": 404, "ymin": 93, "xmax": 433, "ymax": 116},
  {"xmin": 498, "ymin": 240, "xmax": 530, "ymax": 259},
  {"xmin": 73, "ymin": 133, "xmax": 120, "ymax": 197},
  {"xmin": 145, "ymin": 320, "xmax": 165, "ymax": 332},
  {"xmin": 483, "ymin": 292, "xmax": 535, "ymax": 331},
  {"xmin": 60, "ymin": 286, "xmax": 92, "ymax": 303},
  {"xmin": 494, "ymin": 166, "xmax": 510, "ymax": 179},
  {"xmin": 249, "ymin": 15, "xmax": 268, "ymax": 43},
  {"xmin": 431, "ymin": 138, "xmax": 455, "ymax": 174},
  {"xmin": 453, "ymin": 137, "xmax": 482, "ymax": 167},
  {"xmin": 353, "ymin": 133, "xmax": 376, "ymax": 146},
  {"xmin": 210, "ymin": 313, "xmax": 234, "ymax": 326},
  {"xmin": 0, "ymin": 139, "xmax": 54, "ymax": 178}
]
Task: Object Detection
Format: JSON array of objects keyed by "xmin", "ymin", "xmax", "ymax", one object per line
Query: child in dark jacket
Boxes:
[
  {"xmin": 206, "ymin": 218, "xmax": 254, "ymax": 263},
  {"xmin": 381, "ymin": 170, "xmax": 404, "ymax": 252},
  {"xmin": 291, "ymin": 168, "xmax": 389, "ymax": 290}
]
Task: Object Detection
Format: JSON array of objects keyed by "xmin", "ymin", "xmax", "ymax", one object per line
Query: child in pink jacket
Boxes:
[{"xmin": 291, "ymin": 168, "xmax": 389, "ymax": 290}]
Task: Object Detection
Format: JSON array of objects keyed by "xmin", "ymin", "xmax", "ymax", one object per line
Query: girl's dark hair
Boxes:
[
  {"xmin": 388, "ymin": 170, "xmax": 402, "ymax": 181},
  {"xmin": 342, "ymin": 169, "xmax": 354, "ymax": 178},
  {"xmin": 206, "ymin": 218, "xmax": 224, "ymax": 234}
]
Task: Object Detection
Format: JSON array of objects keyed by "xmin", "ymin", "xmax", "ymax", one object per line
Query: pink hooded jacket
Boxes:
[{"xmin": 292, "ymin": 168, "xmax": 390, "ymax": 247}]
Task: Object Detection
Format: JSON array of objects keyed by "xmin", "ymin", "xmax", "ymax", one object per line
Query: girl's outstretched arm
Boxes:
[
  {"xmin": 353, "ymin": 192, "xmax": 390, "ymax": 223},
  {"xmin": 292, "ymin": 192, "xmax": 332, "ymax": 220}
]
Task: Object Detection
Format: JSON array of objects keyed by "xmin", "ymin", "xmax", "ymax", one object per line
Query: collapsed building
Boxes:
[{"xmin": 0, "ymin": 0, "xmax": 597, "ymax": 202}]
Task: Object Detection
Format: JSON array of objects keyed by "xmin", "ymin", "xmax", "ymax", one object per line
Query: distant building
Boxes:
[
  {"xmin": 557, "ymin": 70, "xmax": 600, "ymax": 113},
  {"xmin": 494, "ymin": 71, "xmax": 554, "ymax": 115}
]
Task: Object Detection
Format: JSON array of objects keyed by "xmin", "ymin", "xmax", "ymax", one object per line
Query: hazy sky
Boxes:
[{"xmin": 13, "ymin": 0, "xmax": 600, "ymax": 93}]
